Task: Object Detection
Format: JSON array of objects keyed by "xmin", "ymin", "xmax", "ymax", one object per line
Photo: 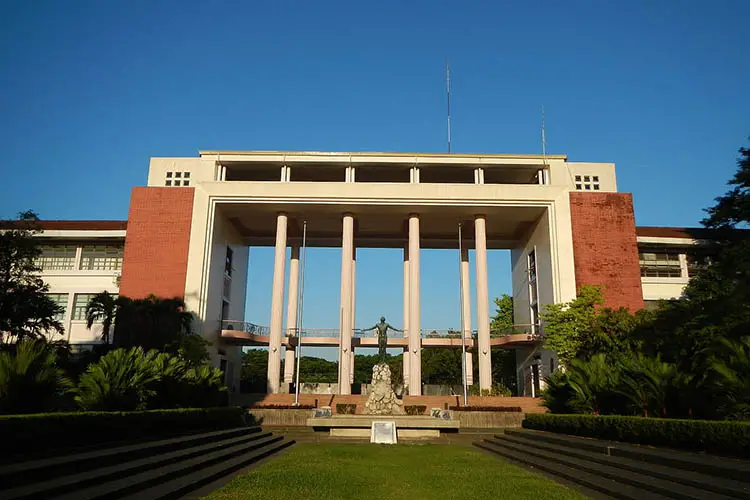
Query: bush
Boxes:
[
  {"xmin": 0, "ymin": 340, "xmax": 72, "ymax": 414},
  {"xmin": 74, "ymin": 347, "xmax": 227, "ymax": 411},
  {"xmin": 449, "ymin": 406, "xmax": 522, "ymax": 412},
  {"xmin": 523, "ymin": 413, "xmax": 750, "ymax": 457},
  {"xmin": 469, "ymin": 382, "xmax": 513, "ymax": 397},
  {"xmin": 404, "ymin": 405, "xmax": 426, "ymax": 415},
  {"xmin": 336, "ymin": 403, "xmax": 356, "ymax": 415},
  {"xmin": 0, "ymin": 407, "xmax": 246, "ymax": 455}
]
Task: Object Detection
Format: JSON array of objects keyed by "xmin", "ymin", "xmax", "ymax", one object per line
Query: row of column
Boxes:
[{"xmin": 265, "ymin": 211, "xmax": 493, "ymax": 394}]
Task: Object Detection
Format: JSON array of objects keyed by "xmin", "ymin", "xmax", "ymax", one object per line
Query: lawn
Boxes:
[{"xmin": 203, "ymin": 443, "xmax": 587, "ymax": 500}]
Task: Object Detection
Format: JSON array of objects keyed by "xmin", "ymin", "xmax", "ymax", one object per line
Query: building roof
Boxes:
[
  {"xmin": 0, "ymin": 220, "xmax": 127, "ymax": 231},
  {"xmin": 636, "ymin": 226, "xmax": 715, "ymax": 239},
  {"xmin": 197, "ymin": 150, "xmax": 569, "ymax": 160}
]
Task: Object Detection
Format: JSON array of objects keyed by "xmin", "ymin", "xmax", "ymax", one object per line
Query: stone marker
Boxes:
[
  {"xmin": 363, "ymin": 363, "xmax": 406, "ymax": 415},
  {"xmin": 371, "ymin": 421, "xmax": 397, "ymax": 444},
  {"xmin": 314, "ymin": 407, "xmax": 332, "ymax": 418}
]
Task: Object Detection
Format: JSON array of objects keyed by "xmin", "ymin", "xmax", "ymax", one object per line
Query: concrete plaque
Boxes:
[
  {"xmin": 314, "ymin": 407, "xmax": 332, "ymax": 418},
  {"xmin": 370, "ymin": 421, "xmax": 397, "ymax": 444}
]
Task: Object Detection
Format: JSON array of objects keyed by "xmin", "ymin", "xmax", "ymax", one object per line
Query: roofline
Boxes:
[
  {"xmin": 197, "ymin": 150, "xmax": 569, "ymax": 161},
  {"xmin": 0, "ymin": 220, "xmax": 128, "ymax": 231}
]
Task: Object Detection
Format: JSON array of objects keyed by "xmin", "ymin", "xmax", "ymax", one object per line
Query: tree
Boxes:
[
  {"xmin": 490, "ymin": 294, "xmax": 514, "ymax": 333},
  {"xmin": 541, "ymin": 286, "xmax": 603, "ymax": 366},
  {"xmin": 113, "ymin": 295, "xmax": 193, "ymax": 351},
  {"xmin": 85, "ymin": 291, "xmax": 117, "ymax": 344},
  {"xmin": 0, "ymin": 211, "xmax": 64, "ymax": 342}
]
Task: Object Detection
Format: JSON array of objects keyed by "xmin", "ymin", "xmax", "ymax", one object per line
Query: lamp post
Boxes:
[{"xmin": 294, "ymin": 220, "xmax": 307, "ymax": 406}]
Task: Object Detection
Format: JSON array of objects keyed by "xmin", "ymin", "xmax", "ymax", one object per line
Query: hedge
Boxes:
[
  {"xmin": 523, "ymin": 413, "xmax": 750, "ymax": 457},
  {"xmin": 0, "ymin": 407, "xmax": 247, "ymax": 457},
  {"xmin": 251, "ymin": 404, "xmax": 315, "ymax": 410},
  {"xmin": 449, "ymin": 406, "xmax": 522, "ymax": 412}
]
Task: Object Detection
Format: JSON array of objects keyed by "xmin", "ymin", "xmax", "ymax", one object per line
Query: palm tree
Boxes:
[
  {"xmin": 111, "ymin": 295, "xmax": 193, "ymax": 351},
  {"xmin": 86, "ymin": 291, "xmax": 118, "ymax": 344}
]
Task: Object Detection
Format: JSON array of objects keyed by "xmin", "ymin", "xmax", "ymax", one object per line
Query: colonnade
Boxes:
[{"xmin": 265, "ymin": 212, "xmax": 493, "ymax": 395}]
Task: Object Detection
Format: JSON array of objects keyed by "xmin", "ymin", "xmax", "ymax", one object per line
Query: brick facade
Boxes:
[
  {"xmin": 569, "ymin": 192, "xmax": 644, "ymax": 311},
  {"xmin": 119, "ymin": 187, "xmax": 195, "ymax": 300}
]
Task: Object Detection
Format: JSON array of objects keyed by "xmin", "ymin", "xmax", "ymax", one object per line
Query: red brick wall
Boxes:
[
  {"xmin": 569, "ymin": 192, "xmax": 644, "ymax": 311},
  {"xmin": 119, "ymin": 188, "xmax": 195, "ymax": 300}
]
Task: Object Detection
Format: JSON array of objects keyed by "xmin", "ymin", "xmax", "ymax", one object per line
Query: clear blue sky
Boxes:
[{"xmin": 1, "ymin": 1, "xmax": 747, "ymax": 356}]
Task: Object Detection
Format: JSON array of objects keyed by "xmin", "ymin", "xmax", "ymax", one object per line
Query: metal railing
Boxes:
[{"xmin": 222, "ymin": 320, "xmax": 541, "ymax": 339}]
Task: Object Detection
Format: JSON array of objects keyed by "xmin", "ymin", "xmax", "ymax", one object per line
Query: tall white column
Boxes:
[
  {"xmin": 460, "ymin": 246, "xmax": 474, "ymax": 385},
  {"xmin": 475, "ymin": 215, "xmax": 492, "ymax": 391},
  {"xmin": 284, "ymin": 245, "xmax": 300, "ymax": 385},
  {"xmin": 402, "ymin": 245, "xmax": 410, "ymax": 389},
  {"xmin": 408, "ymin": 214, "xmax": 422, "ymax": 395},
  {"xmin": 350, "ymin": 247, "xmax": 356, "ymax": 385},
  {"xmin": 267, "ymin": 212, "xmax": 288, "ymax": 393},
  {"xmin": 339, "ymin": 213, "xmax": 354, "ymax": 395}
]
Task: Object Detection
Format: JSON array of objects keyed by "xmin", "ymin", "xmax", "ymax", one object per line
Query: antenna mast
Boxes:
[
  {"xmin": 446, "ymin": 56, "xmax": 451, "ymax": 154},
  {"xmin": 541, "ymin": 105, "xmax": 548, "ymax": 166}
]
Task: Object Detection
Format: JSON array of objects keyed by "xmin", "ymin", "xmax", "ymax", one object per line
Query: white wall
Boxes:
[
  {"xmin": 147, "ymin": 157, "xmax": 217, "ymax": 187},
  {"xmin": 511, "ymin": 210, "xmax": 554, "ymax": 325}
]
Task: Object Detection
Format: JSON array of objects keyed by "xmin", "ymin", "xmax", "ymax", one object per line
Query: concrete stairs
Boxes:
[
  {"xmin": 0, "ymin": 426, "xmax": 294, "ymax": 500},
  {"xmin": 475, "ymin": 429, "xmax": 750, "ymax": 500}
]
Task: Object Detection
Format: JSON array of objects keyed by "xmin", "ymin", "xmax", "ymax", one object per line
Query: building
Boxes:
[{"xmin": 4, "ymin": 150, "xmax": 713, "ymax": 397}]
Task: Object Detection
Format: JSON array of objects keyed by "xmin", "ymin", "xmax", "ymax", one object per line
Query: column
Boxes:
[
  {"xmin": 284, "ymin": 245, "xmax": 300, "ymax": 386},
  {"xmin": 350, "ymin": 247, "xmax": 356, "ymax": 385},
  {"xmin": 460, "ymin": 246, "xmax": 474, "ymax": 385},
  {"xmin": 267, "ymin": 212, "xmax": 288, "ymax": 393},
  {"xmin": 402, "ymin": 246, "xmax": 410, "ymax": 389},
  {"xmin": 475, "ymin": 214, "xmax": 492, "ymax": 391},
  {"xmin": 408, "ymin": 214, "xmax": 422, "ymax": 395},
  {"xmin": 338, "ymin": 213, "xmax": 354, "ymax": 394}
]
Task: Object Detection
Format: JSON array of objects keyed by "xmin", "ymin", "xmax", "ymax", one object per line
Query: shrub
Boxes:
[
  {"xmin": 469, "ymin": 382, "xmax": 513, "ymax": 397},
  {"xmin": 404, "ymin": 405, "xmax": 426, "ymax": 415},
  {"xmin": 0, "ymin": 340, "xmax": 72, "ymax": 414},
  {"xmin": 336, "ymin": 403, "xmax": 356, "ymax": 415},
  {"xmin": 449, "ymin": 406, "xmax": 522, "ymax": 412},
  {"xmin": 523, "ymin": 413, "xmax": 750, "ymax": 457},
  {"xmin": 74, "ymin": 347, "xmax": 160, "ymax": 411},
  {"xmin": 252, "ymin": 404, "xmax": 315, "ymax": 410},
  {"xmin": 0, "ymin": 407, "xmax": 246, "ymax": 455}
]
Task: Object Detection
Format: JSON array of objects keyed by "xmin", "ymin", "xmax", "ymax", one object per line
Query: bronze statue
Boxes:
[{"xmin": 362, "ymin": 316, "xmax": 402, "ymax": 362}]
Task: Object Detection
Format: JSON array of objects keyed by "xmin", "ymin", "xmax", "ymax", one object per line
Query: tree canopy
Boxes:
[{"xmin": 0, "ymin": 211, "xmax": 63, "ymax": 342}]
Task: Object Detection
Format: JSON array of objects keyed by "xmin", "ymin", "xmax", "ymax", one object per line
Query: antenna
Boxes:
[
  {"xmin": 446, "ymin": 56, "xmax": 451, "ymax": 154},
  {"xmin": 541, "ymin": 104, "xmax": 547, "ymax": 165}
]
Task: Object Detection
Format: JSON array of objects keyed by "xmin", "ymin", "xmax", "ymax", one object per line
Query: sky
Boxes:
[{"xmin": 1, "ymin": 1, "xmax": 748, "ymax": 357}]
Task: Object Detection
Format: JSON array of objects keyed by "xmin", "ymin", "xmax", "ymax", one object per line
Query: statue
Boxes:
[{"xmin": 361, "ymin": 316, "xmax": 402, "ymax": 362}]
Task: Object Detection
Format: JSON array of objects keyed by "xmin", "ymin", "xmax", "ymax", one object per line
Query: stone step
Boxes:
[
  {"xmin": 475, "ymin": 440, "xmax": 670, "ymax": 500},
  {"xmin": 51, "ymin": 435, "xmax": 286, "ymax": 500},
  {"xmin": 0, "ymin": 427, "xmax": 261, "ymax": 490},
  {"xmin": 2, "ymin": 431, "xmax": 274, "ymax": 500},
  {"xmin": 485, "ymin": 437, "xmax": 735, "ymax": 500},
  {"xmin": 119, "ymin": 437, "xmax": 295, "ymax": 500},
  {"xmin": 505, "ymin": 429, "xmax": 750, "ymax": 483},
  {"xmin": 500, "ymin": 433, "xmax": 750, "ymax": 500}
]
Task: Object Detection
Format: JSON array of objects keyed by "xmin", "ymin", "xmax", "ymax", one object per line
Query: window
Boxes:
[
  {"xmin": 72, "ymin": 294, "xmax": 96, "ymax": 321},
  {"xmin": 80, "ymin": 245, "xmax": 123, "ymax": 271},
  {"xmin": 36, "ymin": 245, "xmax": 77, "ymax": 270},
  {"xmin": 574, "ymin": 174, "xmax": 601, "ymax": 191},
  {"xmin": 639, "ymin": 251, "xmax": 683, "ymax": 278},
  {"xmin": 165, "ymin": 171, "xmax": 191, "ymax": 186},
  {"xmin": 225, "ymin": 247, "xmax": 233, "ymax": 276},
  {"xmin": 47, "ymin": 293, "xmax": 68, "ymax": 321},
  {"xmin": 528, "ymin": 249, "xmax": 539, "ymax": 332},
  {"xmin": 687, "ymin": 253, "xmax": 712, "ymax": 277}
]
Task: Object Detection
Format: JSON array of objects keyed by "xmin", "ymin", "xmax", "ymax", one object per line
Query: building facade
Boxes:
[{"xmin": 10, "ymin": 151, "xmax": 709, "ymax": 397}]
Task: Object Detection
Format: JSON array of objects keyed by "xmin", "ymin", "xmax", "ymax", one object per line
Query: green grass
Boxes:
[{"xmin": 203, "ymin": 444, "xmax": 587, "ymax": 500}]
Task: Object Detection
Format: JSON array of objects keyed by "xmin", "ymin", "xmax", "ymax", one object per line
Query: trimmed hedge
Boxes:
[
  {"xmin": 251, "ymin": 404, "xmax": 315, "ymax": 410},
  {"xmin": 336, "ymin": 404, "xmax": 356, "ymax": 415},
  {"xmin": 404, "ymin": 405, "xmax": 427, "ymax": 415},
  {"xmin": 523, "ymin": 413, "xmax": 750, "ymax": 457},
  {"xmin": 0, "ymin": 407, "xmax": 246, "ymax": 456},
  {"xmin": 449, "ymin": 406, "xmax": 522, "ymax": 412}
]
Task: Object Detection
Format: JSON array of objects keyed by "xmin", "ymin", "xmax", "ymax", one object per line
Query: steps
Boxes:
[
  {"xmin": 0, "ymin": 426, "xmax": 294, "ymax": 500},
  {"xmin": 476, "ymin": 429, "xmax": 750, "ymax": 500}
]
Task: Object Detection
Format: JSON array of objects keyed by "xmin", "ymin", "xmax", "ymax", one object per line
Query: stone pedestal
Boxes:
[{"xmin": 363, "ymin": 363, "xmax": 405, "ymax": 415}]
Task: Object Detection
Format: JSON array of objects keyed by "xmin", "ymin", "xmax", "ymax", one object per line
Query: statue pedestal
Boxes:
[{"xmin": 363, "ymin": 363, "xmax": 405, "ymax": 415}]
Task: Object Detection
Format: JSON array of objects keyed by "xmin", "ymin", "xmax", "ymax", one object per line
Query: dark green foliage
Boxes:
[
  {"xmin": 85, "ymin": 291, "xmax": 117, "ymax": 344},
  {"xmin": 0, "ymin": 407, "xmax": 246, "ymax": 455},
  {"xmin": 113, "ymin": 295, "xmax": 193, "ymax": 351},
  {"xmin": 0, "ymin": 211, "xmax": 64, "ymax": 342},
  {"xmin": 404, "ymin": 405, "xmax": 426, "ymax": 415},
  {"xmin": 74, "ymin": 347, "xmax": 227, "ymax": 411},
  {"xmin": 336, "ymin": 403, "xmax": 356, "ymax": 414},
  {"xmin": 449, "ymin": 406, "xmax": 522, "ymax": 412},
  {"xmin": 523, "ymin": 413, "xmax": 750, "ymax": 457},
  {"xmin": 0, "ymin": 340, "xmax": 72, "ymax": 414}
]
